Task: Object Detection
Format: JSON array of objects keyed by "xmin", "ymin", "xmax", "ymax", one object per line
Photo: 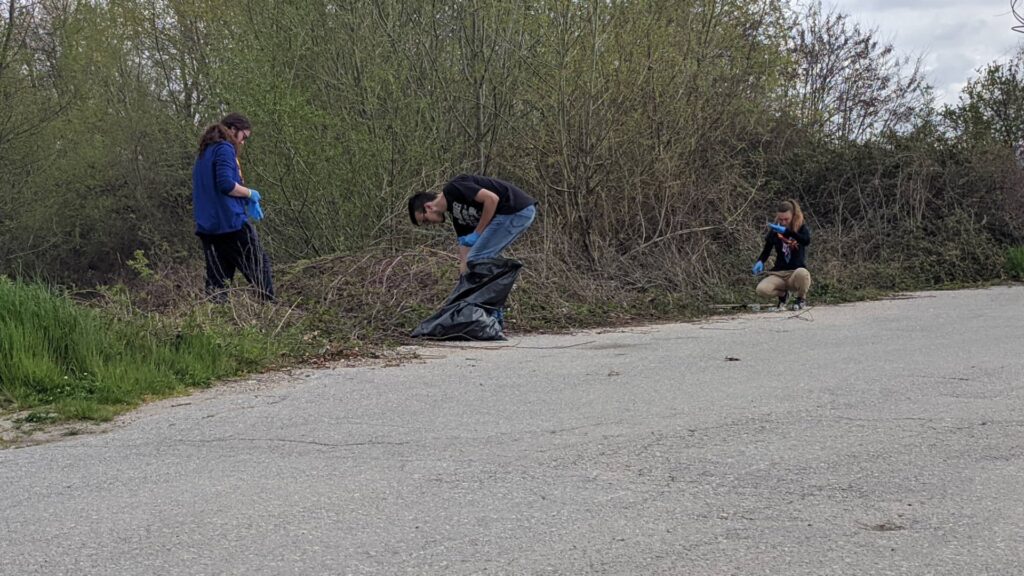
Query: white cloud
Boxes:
[{"xmin": 824, "ymin": 0, "xmax": 1024, "ymax": 103}]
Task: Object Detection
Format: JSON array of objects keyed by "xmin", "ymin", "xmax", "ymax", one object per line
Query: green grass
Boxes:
[
  {"xmin": 1006, "ymin": 247, "xmax": 1024, "ymax": 280},
  {"xmin": 0, "ymin": 278, "xmax": 284, "ymax": 421},
  {"xmin": 6, "ymin": 242, "xmax": 1020, "ymax": 427}
]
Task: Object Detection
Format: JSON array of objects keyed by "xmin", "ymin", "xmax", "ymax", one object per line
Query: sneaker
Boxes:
[
  {"xmin": 777, "ymin": 291, "xmax": 789, "ymax": 309},
  {"xmin": 791, "ymin": 298, "xmax": 807, "ymax": 311}
]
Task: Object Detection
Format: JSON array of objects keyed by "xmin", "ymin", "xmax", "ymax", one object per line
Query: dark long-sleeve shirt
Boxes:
[{"xmin": 758, "ymin": 224, "xmax": 811, "ymax": 271}]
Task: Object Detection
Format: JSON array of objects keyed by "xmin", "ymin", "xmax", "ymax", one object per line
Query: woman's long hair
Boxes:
[
  {"xmin": 777, "ymin": 199, "xmax": 804, "ymax": 231},
  {"xmin": 197, "ymin": 112, "xmax": 252, "ymax": 156}
]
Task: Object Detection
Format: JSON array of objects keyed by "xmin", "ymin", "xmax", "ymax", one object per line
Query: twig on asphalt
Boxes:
[{"xmin": 424, "ymin": 339, "xmax": 598, "ymax": 351}]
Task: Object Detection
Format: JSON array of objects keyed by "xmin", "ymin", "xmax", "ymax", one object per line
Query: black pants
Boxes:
[{"xmin": 198, "ymin": 223, "xmax": 275, "ymax": 301}]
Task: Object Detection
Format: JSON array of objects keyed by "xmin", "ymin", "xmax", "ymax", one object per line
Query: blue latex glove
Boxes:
[
  {"xmin": 458, "ymin": 231, "xmax": 481, "ymax": 247},
  {"xmin": 247, "ymin": 200, "xmax": 265, "ymax": 221},
  {"xmin": 768, "ymin": 223, "xmax": 787, "ymax": 234},
  {"xmin": 248, "ymin": 189, "xmax": 261, "ymax": 203},
  {"xmin": 752, "ymin": 260, "xmax": 765, "ymax": 275}
]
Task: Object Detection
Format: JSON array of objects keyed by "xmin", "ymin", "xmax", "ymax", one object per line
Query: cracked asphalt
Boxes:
[{"xmin": 1, "ymin": 286, "xmax": 1023, "ymax": 575}]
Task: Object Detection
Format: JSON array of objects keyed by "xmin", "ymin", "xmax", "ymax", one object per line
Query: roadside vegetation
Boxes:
[{"xmin": 2, "ymin": 1, "xmax": 1023, "ymax": 423}]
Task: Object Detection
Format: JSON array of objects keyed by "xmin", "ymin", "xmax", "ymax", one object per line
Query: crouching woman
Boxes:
[{"xmin": 751, "ymin": 199, "xmax": 811, "ymax": 310}]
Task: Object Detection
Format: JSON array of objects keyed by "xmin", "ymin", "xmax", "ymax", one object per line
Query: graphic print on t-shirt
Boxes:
[
  {"xmin": 452, "ymin": 202, "xmax": 481, "ymax": 230},
  {"xmin": 779, "ymin": 233, "xmax": 799, "ymax": 263}
]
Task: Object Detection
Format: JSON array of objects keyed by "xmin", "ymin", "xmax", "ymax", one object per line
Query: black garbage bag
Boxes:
[{"xmin": 411, "ymin": 257, "xmax": 523, "ymax": 341}]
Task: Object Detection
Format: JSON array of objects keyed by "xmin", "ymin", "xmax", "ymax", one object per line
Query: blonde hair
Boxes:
[{"xmin": 777, "ymin": 199, "xmax": 804, "ymax": 230}]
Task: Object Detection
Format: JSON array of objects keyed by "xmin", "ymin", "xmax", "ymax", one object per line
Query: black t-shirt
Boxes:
[
  {"xmin": 442, "ymin": 174, "xmax": 536, "ymax": 236},
  {"xmin": 758, "ymin": 224, "xmax": 811, "ymax": 271}
]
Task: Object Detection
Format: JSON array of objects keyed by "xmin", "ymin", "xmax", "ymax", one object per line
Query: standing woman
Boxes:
[
  {"xmin": 192, "ymin": 112, "xmax": 274, "ymax": 301},
  {"xmin": 751, "ymin": 199, "xmax": 811, "ymax": 310}
]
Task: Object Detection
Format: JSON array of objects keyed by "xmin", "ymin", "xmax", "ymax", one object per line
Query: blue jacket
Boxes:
[{"xmin": 192, "ymin": 142, "xmax": 247, "ymax": 235}]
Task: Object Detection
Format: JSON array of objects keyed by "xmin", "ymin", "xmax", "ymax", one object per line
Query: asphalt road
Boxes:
[{"xmin": 2, "ymin": 287, "xmax": 1023, "ymax": 575}]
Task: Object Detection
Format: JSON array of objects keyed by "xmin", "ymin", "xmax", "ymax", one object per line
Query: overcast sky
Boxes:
[{"xmin": 825, "ymin": 1, "xmax": 1024, "ymax": 104}]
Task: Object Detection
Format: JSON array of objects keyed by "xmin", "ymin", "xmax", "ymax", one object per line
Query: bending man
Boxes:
[{"xmin": 408, "ymin": 174, "xmax": 537, "ymax": 275}]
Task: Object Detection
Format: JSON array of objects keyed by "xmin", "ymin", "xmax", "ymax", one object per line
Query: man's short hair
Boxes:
[{"xmin": 408, "ymin": 191, "xmax": 437, "ymax": 226}]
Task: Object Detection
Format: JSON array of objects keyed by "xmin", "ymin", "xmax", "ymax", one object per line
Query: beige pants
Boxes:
[{"xmin": 756, "ymin": 268, "xmax": 811, "ymax": 299}]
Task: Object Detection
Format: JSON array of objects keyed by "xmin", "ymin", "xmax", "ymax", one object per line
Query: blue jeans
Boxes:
[{"xmin": 467, "ymin": 204, "xmax": 536, "ymax": 262}]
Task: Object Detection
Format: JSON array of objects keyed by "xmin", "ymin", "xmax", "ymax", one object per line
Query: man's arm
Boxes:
[{"xmin": 472, "ymin": 188, "xmax": 500, "ymax": 233}]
